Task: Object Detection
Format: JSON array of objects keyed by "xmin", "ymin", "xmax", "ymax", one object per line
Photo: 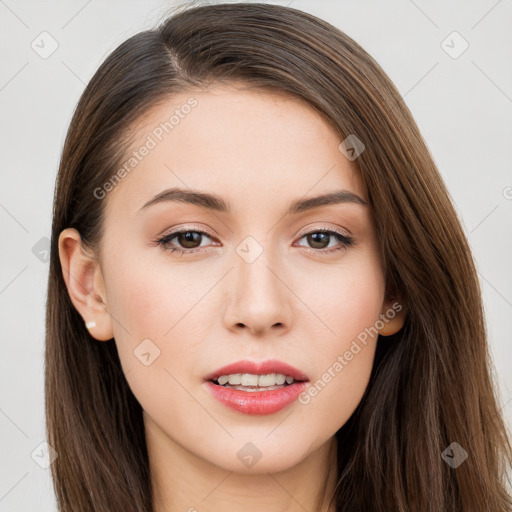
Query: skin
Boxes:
[{"xmin": 59, "ymin": 84, "xmax": 407, "ymax": 512}]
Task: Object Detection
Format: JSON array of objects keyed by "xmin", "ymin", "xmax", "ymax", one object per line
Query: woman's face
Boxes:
[{"xmin": 81, "ymin": 84, "xmax": 398, "ymax": 473}]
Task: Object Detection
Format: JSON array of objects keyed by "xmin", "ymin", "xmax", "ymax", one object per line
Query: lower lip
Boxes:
[{"xmin": 204, "ymin": 380, "xmax": 309, "ymax": 415}]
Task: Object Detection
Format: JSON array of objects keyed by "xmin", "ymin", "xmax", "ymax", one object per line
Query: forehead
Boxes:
[{"xmin": 104, "ymin": 84, "xmax": 366, "ymax": 217}]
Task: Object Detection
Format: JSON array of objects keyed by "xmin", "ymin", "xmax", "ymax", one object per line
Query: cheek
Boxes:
[
  {"xmin": 299, "ymin": 248, "xmax": 384, "ymax": 349},
  {"xmin": 295, "ymin": 253, "xmax": 384, "ymax": 429},
  {"xmin": 105, "ymin": 245, "xmax": 199, "ymax": 338},
  {"xmin": 102, "ymin": 249, "xmax": 213, "ymax": 407}
]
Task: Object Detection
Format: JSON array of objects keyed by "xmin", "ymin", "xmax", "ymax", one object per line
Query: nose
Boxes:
[{"xmin": 222, "ymin": 243, "xmax": 293, "ymax": 337}]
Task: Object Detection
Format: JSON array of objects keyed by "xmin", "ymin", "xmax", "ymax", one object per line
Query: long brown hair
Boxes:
[{"xmin": 45, "ymin": 2, "xmax": 512, "ymax": 510}]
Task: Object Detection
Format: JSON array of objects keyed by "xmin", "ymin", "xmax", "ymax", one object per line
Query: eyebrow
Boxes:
[{"xmin": 139, "ymin": 187, "xmax": 368, "ymax": 215}]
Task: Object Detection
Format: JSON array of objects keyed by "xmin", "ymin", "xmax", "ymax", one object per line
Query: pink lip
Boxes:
[
  {"xmin": 203, "ymin": 359, "xmax": 309, "ymax": 382},
  {"xmin": 204, "ymin": 380, "xmax": 309, "ymax": 415},
  {"xmin": 203, "ymin": 359, "xmax": 309, "ymax": 415}
]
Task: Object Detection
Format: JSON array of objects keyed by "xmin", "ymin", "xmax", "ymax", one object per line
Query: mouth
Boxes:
[
  {"xmin": 203, "ymin": 359, "xmax": 310, "ymax": 414},
  {"xmin": 203, "ymin": 358, "xmax": 309, "ymax": 389}
]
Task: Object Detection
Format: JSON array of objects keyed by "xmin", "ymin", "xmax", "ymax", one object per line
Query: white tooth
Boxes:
[
  {"xmin": 275, "ymin": 374, "xmax": 286, "ymax": 385},
  {"xmin": 228, "ymin": 374, "xmax": 242, "ymax": 385},
  {"xmin": 258, "ymin": 373, "xmax": 277, "ymax": 386},
  {"xmin": 241, "ymin": 373, "xmax": 259, "ymax": 386},
  {"xmin": 226, "ymin": 384, "xmax": 284, "ymax": 392},
  {"xmin": 216, "ymin": 373, "xmax": 295, "ymax": 387},
  {"xmin": 217, "ymin": 375, "xmax": 229, "ymax": 386}
]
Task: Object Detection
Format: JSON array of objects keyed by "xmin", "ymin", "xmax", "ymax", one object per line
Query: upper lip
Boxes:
[{"xmin": 204, "ymin": 359, "xmax": 309, "ymax": 382}]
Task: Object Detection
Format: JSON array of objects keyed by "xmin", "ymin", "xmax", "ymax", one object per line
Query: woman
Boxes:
[{"xmin": 45, "ymin": 2, "xmax": 512, "ymax": 511}]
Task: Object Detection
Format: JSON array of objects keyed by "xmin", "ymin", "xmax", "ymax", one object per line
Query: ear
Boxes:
[
  {"xmin": 378, "ymin": 287, "xmax": 407, "ymax": 337},
  {"xmin": 58, "ymin": 227, "xmax": 114, "ymax": 342}
]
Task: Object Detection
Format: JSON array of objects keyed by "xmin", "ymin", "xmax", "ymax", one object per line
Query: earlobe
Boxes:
[
  {"xmin": 378, "ymin": 293, "xmax": 408, "ymax": 337},
  {"xmin": 58, "ymin": 228, "xmax": 114, "ymax": 342}
]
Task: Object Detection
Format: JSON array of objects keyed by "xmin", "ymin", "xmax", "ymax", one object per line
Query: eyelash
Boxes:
[{"xmin": 154, "ymin": 227, "xmax": 355, "ymax": 256}]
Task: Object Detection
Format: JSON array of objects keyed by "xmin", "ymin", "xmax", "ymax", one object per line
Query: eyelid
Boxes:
[
  {"xmin": 158, "ymin": 224, "xmax": 217, "ymax": 239},
  {"xmin": 296, "ymin": 224, "xmax": 351, "ymax": 239}
]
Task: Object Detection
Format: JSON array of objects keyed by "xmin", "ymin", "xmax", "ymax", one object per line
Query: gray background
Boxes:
[{"xmin": 1, "ymin": 0, "xmax": 511, "ymax": 510}]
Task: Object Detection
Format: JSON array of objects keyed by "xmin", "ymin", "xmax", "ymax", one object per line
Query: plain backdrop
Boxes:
[{"xmin": 1, "ymin": 0, "xmax": 511, "ymax": 510}]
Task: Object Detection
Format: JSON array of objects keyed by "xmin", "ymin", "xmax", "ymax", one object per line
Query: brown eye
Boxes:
[
  {"xmin": 295, "ymin": 229, "xmax": 354, "ymax": 253},
  {"xmin": 156, "ymin": 230, "xmax": 215, "ymax": 254},
  {"xmin": 176, "ymin": 231, "xmax": 203, "ymax": 249},
  {"xmin": 306, "ymin": 232, "xmax": 330, "ymax": 249}
]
